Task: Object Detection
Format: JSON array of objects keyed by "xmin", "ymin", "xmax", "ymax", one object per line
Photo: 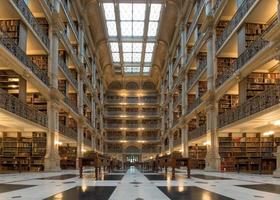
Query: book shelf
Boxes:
[
  {"xmin": 218, "ymin": 94, "xmax": 239, "ymax": 114},
  {"xmin": 217, "ymin": 57, "xmax": 237, "ymax": 78},
  {"xmin": 0, "ymin": 20, "xmax": 20, "ymax": 44},
  {"xmin": 59, "ymin": 145, "xmax": 77, "ymax": 169},
  {"xmin": 0, "ymin": 132, "xmax": 46, "ymax": 172},
  {"xmin": 198, "ymin": 81, "xmax": 207, "ymax": 97},
  {"xmin": 219, "ymin": 133, "xmax": 278, "ymax": 173},
  {"xmin": 31, "ymin": 132, "xmax": 46, "ymax": 171},
  {"xmin": 29, "ymin": 55, "xmax": 48, "ymax": 73},
  {"xmin": 245, "ymin": 23, "xmax": 267, "ymax": 48},
  {"xmin": 0, "ymin": 71, "xmax": 19, "ymax": 92},
  {"xmin": 216, "ymin": 20, "xmax": 229, "ymax": 38},
  {"xmin": 189, "ymin": 145, "xmax": 206, "ymax": 169},
  {"xmin": 246, "ymin": 72, "xmax": 280, "ymax": 99},
  {"xmin": 58, "ymin": 79, "xmax": 67, "ymax": 96},
  {"xmin": 188, "ymin": 119, "xmax": 197, "ymax": 132},
  {"xmin": 36, "ymin": 18, "xmax": 49, "ymax": 36},
  {"xmin": 197, "ymin": 112, "xmax": 206, "ymax": 126},
  {"xmin": 26, "ymin": 93, "xmax": 47, "ymax": 113}
]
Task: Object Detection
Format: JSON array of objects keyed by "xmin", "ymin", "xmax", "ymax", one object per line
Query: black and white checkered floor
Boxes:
[{"xmin": 1, "ymin": 167, "xmax": 280, "ymax": 199}]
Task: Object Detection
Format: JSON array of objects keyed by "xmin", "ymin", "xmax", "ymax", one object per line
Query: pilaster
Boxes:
[
  {"xmin": 204, "ymin": 102, "xmax": 221, "ymax": 172},
  {"xmin": 182, "ymin": 125, "xmax": 189, "ymax": 157},
  {"xmin": 273, "ymin": 146, "xmax": 280, "ymax": 177},
  {"xmin": 44, "ymin": 102, "xmax": 61, "ymax": 171}
]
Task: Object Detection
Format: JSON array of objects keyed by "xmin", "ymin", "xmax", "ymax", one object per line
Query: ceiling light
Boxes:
[
  {"xmin": 263, "ymin": 131, "xmax": 275, "ymax": 136},
  {"xmin": 273, "ymin": 120, "xmax": 280, "ymax": 126},
  {"xmin": 55, "ymin": 141, "xmax": 62, "ymax": 145},
  {"xmin": 203, "ymin": 141, "xmax": 211, "ymax": 146}
]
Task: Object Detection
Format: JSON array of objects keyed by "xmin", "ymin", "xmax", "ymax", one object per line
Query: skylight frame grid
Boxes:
[{"xmin": 102, "ymin": 2, "xmax": 163, "ymax": 76}]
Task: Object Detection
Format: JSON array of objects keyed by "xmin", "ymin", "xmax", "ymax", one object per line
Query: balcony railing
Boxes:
[
  {"xmin": 59, "ymin": 123, "xmax": 77, "ymax": 140},
  {"xmin": 216, "ymin": 0, "xmax": 256, "ymax": 51},
  {"xmin": 188, "ymin": 123, "xmax": 207, "ymax": 140},
  {"xmin": 216, "ymin": 38, "xmax": 268, "ymax": 88},
  {"xmin": 61, "ymin": 0, "xmax": 78, "ymax": 37},
  {"xmin": 212, "ymin": 0, "xmax": 223, "ymax": 15},
  {"xmin": 44, "ymin": 0, "xmax": 55, "ymax": 12},
  {"xmin": 12, "ymin": 0, "xmax": 49, "ymax": 48},
  {"xmin": 185, "ymin": 98, "xmax": 202, "ymax": 116},
  {"xmin": 105, "ymin": 98, "xmax": 123, "ymax": 104},
  {"xmin": 105, "ymin": 98, "xmax": 158, "ymax": 104},
  {"xmin": 64, "ymin": 96, "xmax": 79, "ymax": 114},
  {"xmin": 107, "ymin": 149, "xmax": 123, "ymax": 153},
  {"xmin": 174, "ymin": 94, "xmax": 182, "ymax": 108},
  {"xmin": 84, "ymin": 138, "xmax": 92, "ymax": 147},
  {"xmin": 106, "ymin": 111, "xmax": 159, "ymax": 116},
  {"xmin": 142, "ymin": 148, "xmax": 160, "ymax": 153},
  {"xmin": 141, "ymin": 98, "xmax": 158, "ymax": 104},
  {"xmin": 173, "ymin": 139, "xmax": 181, "ymax": 147},
  {"xmin": 173, "ymin": 118, "xmax": 180, "ymax": 126},
  {"xmin": 58, "ymin": 57, "xmax": 78, "ymax": 89},
  {"xmin": 0, "ymin": 32, "xmax": 49, "ymax": 86},
  {"xmin": 105, "ymin": 124, "xmax": 122, "ymax": 128},
  {"xmin": 218, "ymin": 85, "xmax": 280, "ymax": 128},
  {"xmin": 0, "ymin": 88, "xmax": 47, "ymax": 127},
  {"xmin": 83, "ymin": 94, "xmax": 92, "ymax": 108},
  {"xmin": 105, "ymin": 123, "xmax": 160, "ymax": 129},
  {"xmin": 187, "ymin": 59, "xmax": 207, "ymax": 89},
  {"xmin": 142, "ymin": 136, "xmax": 160, "ymax": 141},
  {"xmin": 106, "ymin": 136, "xmax": 160, "ymax": 141}
]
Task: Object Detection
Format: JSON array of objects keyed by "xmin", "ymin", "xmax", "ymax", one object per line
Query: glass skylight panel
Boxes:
[
  {"xmin": 106, "ymin": 21, "xmax": 117, "ymax": 36},
  {"xmin": 149, "ymin": 4, "xmax": 162, "ymax": 21},
  {"xmin": 147, "ymin": 22, "xmax": 158, "ymax": 36},
  {"xmin": 120, "ymin": 3, "xmax": 132, "ymax": 20},
  {"xmin": 133, "ymin": 43, "xmax": 143, "ymax": 52},
  {"xmin": 143, "ymin": 66, "xmax": 150, "ymax": 73},
  {"xmin": 133, "ymin": 21, "xmax": 144, "ymax": 36},
  {"xmin": 110, "ymin": 42, "xmax": 119, "ymax": 52},
  {"xmin": 122, "ymin": 42, "xmax": 133, "ymax": 52},
  {"xmin": 132, "ymin": 53, "xmax": 142, "ymax": 62},
  {"xmin": 133, "ymin": 4, "xmax": 146, "ymax": 20},
  {"xmin": 124, "ymin": 66, "xmax": 140, "ymax": 73},
  {"xmin": 103, "ymin": 3, "xmax": 115, "ymax": 20},
  {"xmin": 112, "ymin": 53, "xmax": 120, "ymax": 62},
  {"xmin": 145, "ymin": 43, "xmax": 154, "ymax": 52},
  {"xmin": 103, "ymin": 2, "xmax": 163, "ymax": 76},
  {"xmin": 121, "ymin": 21, "xmax": 132, "ymax": 36},
  {"xmin": 123, "ymin": 53, "xmax": 132, "ymax": 62},
  {"xmin": 144, "ymin": 53, "xmax": 152, "ymax": 62}
]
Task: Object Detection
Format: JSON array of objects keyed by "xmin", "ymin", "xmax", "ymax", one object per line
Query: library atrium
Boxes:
[{"xmin": 0, "ymin": 0, "xmax": 280, "ymax": 199}]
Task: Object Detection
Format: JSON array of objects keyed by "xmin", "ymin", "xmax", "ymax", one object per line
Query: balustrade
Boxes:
[
  {"xmin": 12, "ymin": 0, "xmax": 49, "ymax": 48},
  {"xmin": 218, "ymin": 85, "xmax": 280, "ymax": 128},
  {"xmin": 58, "ymin": 123, "xmax": 77, "ymax": 140},
  {"xmin": 0, "ymin": 88, "xmax": 47, "ymax": 127},
  {"xmin": 216, "ymin": 0, "xmax": 256, "ymax": 50},
  {"xmin": 0, "ymin": 32, "xmax": 49, "ymax": 86},
  {"xmin": 188, "ymin": 123, "xmax": 207, "ymax": 140}
]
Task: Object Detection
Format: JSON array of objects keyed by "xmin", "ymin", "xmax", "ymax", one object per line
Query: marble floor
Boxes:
[{"xmin": 1, "ymin": 167, "xmax": 280, "ymax": 199}]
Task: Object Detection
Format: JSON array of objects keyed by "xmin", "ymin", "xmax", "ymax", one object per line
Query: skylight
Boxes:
[{"xmin": 102, "ymin": 2, "xmax": 162, "ymax": 75}]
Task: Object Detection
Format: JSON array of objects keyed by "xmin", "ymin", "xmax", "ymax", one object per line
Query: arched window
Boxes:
[
  {"xmin": 108, "ymin": 81, "xmax": 122, "ymax": 90},
  {"xmin": 126, "ymin": 82, "xmax": 139, "ymax": 90},
  {"xmin": 125, "ymin": 146, "xmax": 140, "ymax": 153},
  {"xmin": 142, "ymin": 81, "xmax": 155, "ymax": 90}
]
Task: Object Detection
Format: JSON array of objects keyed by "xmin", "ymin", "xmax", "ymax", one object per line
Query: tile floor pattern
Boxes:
[{"xmin": 1, "ymin": 168, "xmax": 280, "ymax": 199}]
